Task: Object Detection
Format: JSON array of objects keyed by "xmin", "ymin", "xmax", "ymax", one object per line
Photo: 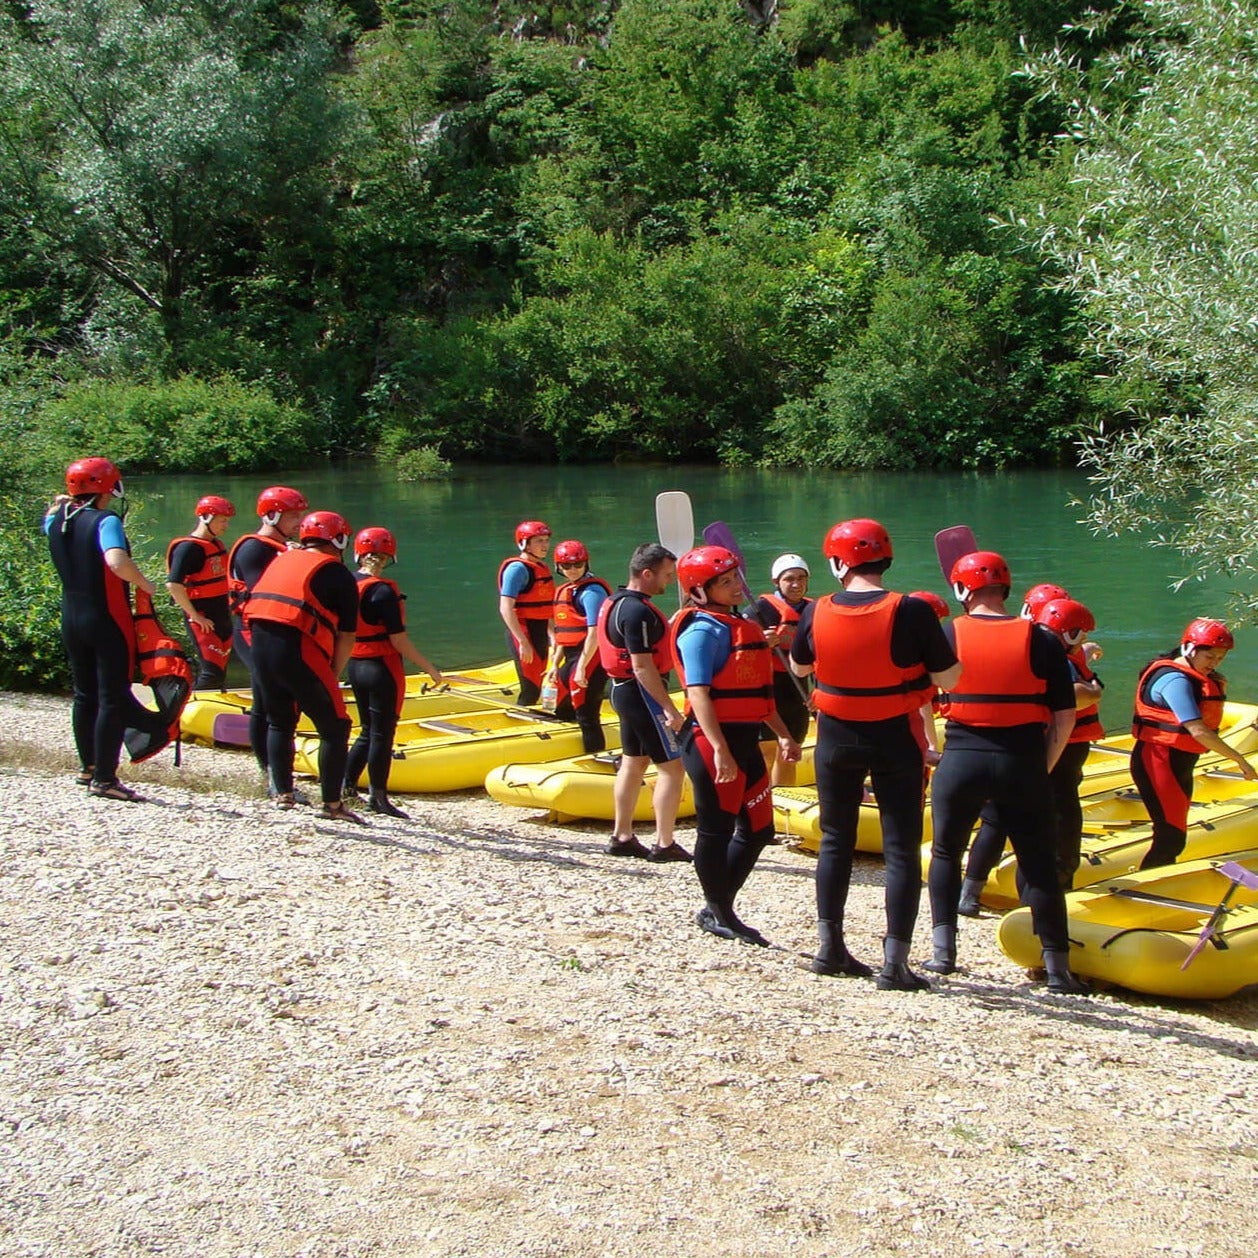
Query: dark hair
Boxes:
[
  {"xmin": 849, "ymin": 557, "xmax": 892, "ymax": 577},
  {"xmin": 630, "ymin": 542, "xmax": 675, "ymax": 576}
]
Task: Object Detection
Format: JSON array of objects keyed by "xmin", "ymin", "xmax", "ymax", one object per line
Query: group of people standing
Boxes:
[{"xmin": 48, "ymin": 459, "xmax": 1255, "ymax": 994}]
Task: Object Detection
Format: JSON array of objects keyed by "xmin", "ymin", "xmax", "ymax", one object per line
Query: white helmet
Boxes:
[{"xmin": 771, "ymin": 553, "xmax": 810, "ymax": 582}]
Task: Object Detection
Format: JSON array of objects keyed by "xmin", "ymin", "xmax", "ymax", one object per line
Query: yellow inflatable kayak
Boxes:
[
  {"xmin": 484, "ymin": 738, "xmax": 816, "ymax": 823},
  {"xmin": 997, "ymin": 849, "xmax": 1258, "ymax": 999},
  {"xmin": 298, "ymin": 705, "xmax": 621, "ymax": 794}
]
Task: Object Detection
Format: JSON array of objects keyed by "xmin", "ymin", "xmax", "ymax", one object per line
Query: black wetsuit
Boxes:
[
  {"xmin": 167, "ymin": 538, "xmax": 232, "ymax": 689},
  {"xmin": 229, "ymin": 535, "xmax": 285, "ymax": 774},
  {"xmin": 344, "ymin": 577, "xmax": 407, "ymax": 793}
]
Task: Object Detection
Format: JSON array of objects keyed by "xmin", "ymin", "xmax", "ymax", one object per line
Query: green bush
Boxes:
[
  {"xmin": 40, "ymin": 376, "xmax": 320, "ymax": 474},
  {"xmin": 395, "ymin": 445, "xmax": 453, "ymax": 481},
  {"xmin": 0, "ymin": 491, "xmax": 70, "ymax": 691}
]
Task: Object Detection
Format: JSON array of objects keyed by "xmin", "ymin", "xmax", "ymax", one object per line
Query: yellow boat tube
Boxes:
[{"xmin": 997, "ymin": 849, "xmax": 1258, "ymax": 999}]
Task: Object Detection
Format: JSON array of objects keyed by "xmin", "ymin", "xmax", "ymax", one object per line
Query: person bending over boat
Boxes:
[
  {"xmin": 551, "ymin": 539, "xmax": 611, "ymax": 754},
  {"xmin": 498, "ymin": 519, "xmax": 554, "ymax": 707},
  {"xmin": 166, "ymin": 494, "xmax": 235, "ymax": 690},
  {"xmin": 1131, "ymin": 619, "xmax": 1257, "ymax": 870},
  {"xmin": 756, "ymin": 553, "xmax": 813, "ymax": 788},
  {"xmin": 596, "ymin": 542, "xmax": 689, "ymax": 861},
  {"xmin": 228, "ymin": 485, "xmax": 308, "ymax": 792},
  {"xmin": 45, "ymin": 457, "xmax": 167, "ymax": 802},
  {"xmin": 343, "ymin": 527, "xmax": 443, "ymax": 819},
  {"xmin": 790, "ymin": 520, "xmax": 959, "ymax": 989},
  {"xmin": 926, "ymin": 551, "xmax": 1089, "ymax": 995},
  {"xmin": 244, "ymin": 511, "xmax": 361, "ymax": 823},
  {"xmin": 672, "ymin": 545, "xmax": 801, "ymax": 945}
]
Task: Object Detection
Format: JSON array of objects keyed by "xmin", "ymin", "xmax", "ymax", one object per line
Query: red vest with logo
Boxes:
[
  {"xmin": 166, "ymin": 535, "xmax": 228, "ymax": 601},
  {"xmin": 669, "ymin": 607, "xmax": 773, "ymax": 724},
  {"xmin": 760, "ymin": 592, "xmax": 809, "ymax": 674},
  {"xmin": 812, "ymin": 593, "xmax": 932, "ymax": 721},
  {"xmin": 554, "ymin": 574, "xmax": 612, "ymax": 648},
  {"xmin": 498, "ymin": 555, "xmax": 554, "ymax": 621},
  {"xmin": 597, "ymin": 589, "xmax": 672, "ymax": 679},
  {"xmin": 244, "ymin": 548, "xmax": 341, "ymax": 661},
  {"xmin": 352, "ymin": 574, "xmax": 405, "ymax": 660},
  {"xmin": 1132, "ymin": 658, "xmax": 1224, "ymax": 752},
  {"xmin": 940, "ymin": 616, "xmax": 1050, "ymax": 727}
]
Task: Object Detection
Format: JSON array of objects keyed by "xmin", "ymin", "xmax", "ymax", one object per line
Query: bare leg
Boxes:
[
  {"xmin": 612, "ymin": 753, "xmax": 650, "ymax": 838},
  {"xmin": 652, "ymin": 758, "xmax": 686, "ymax": 848}
]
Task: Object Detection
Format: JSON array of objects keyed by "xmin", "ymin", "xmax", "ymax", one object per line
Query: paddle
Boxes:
[
  {"xmin": 701, "ymin": 520, "xmax": 810, "ymax": 703},
  {"xmin": 934, "ymin": 525, "xmax": 978, "ymax": 589},
  {"xmin": 655, "ymin": 490, "xmax": 695, "ymax": 610},
  {"xmin": 1180, "ymin": 860, "xmax": 1258, "ymax": 970}
]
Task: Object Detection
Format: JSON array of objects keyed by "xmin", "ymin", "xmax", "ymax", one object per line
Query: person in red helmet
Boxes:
[
  {"xmin": 1131, "ymin": 618, "xmax": 1257, "ymax": 869},
  {"xmin": 789, "ymin": 520, "xmax": 959, "ymax": 989},
  {"xmin": 245, "ymin": 510, "xmax": 362, "ymax": 822},
  {"xmin": 165, "ymin": 494, "xmax": 235, "ymax": 690},
  {"xmin": 342, "ymin": 526, "xmax": 443, "ymax": 819},
  {"xmin": 756, "ymin": 554, "xmax": 813, "ymax": 788},
  {"xmin": 958, "ymin": 596, "xmax": 1107, "ymax": 913},
  {"xmin": 1020, "ymin": 583, "xmax": 1070, "ymax": 621},
  {"xmin": 44, "ymin": 457, "xmax": 167, "ymax": 801},
  {"xmin": 925, "ymin": 551, "xmax": 1089, "ymax": 994},
  {"xmin": 498, "ymin": 520, "xmax": 554, "ymax": 705},
  {"xmin": 551, "ymin": 539, "xmax": 612, "ymax": 754},
  {"xmin": 672, "ymin": 545, "xmax": 802, "ymax": 945},
  {"xmin": 228, "ymin": 485, "xmax": 308, "ymax": 789}
]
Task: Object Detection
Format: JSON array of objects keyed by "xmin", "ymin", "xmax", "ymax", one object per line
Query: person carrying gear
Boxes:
[
  {"xmin": 498, "ymin": 519, "xmax": 555, "ymax": 705},
  {"xmin": 245, "ymin": 510, "xmax": 362, "ymax": 823},
  {"xmin": 551, "ymin": 539, "xmax": 612, "ymax": 754},
  {"xmin": 673, "ymin": 546, "xmax": 802, "ymax": 946},
  {"xmin": 343, "ymin": 527, "xmax": 443, "ymax": 819},
  {"xmin": 1131, "ymin": 618, "xmax": 1257, "ymax": 869},
  {"xmin": 227, "ymin": 485, "xmax": 308, "ymax": 790},
  {"xmin": 790, "ymin": 520, "xmax": 959, "ymax": 990},
  {"xmin": 44, "ymin": 457, "xmax": 168, "ymax": 801},
  {"xmin": 925, "ymin": 551, "xmax": 1090, "ymax": 995},
  {"xmin": 596, "ymin": 542, "xmax": 689, "ymax": 861},
  {"xmin": 958, "ymin": 597, "xmax": 1106, "ymax": 913},
  {"xmin": 166, "ymin": 494, "xmax": 235, "ymax": 690},
  {"xmin": 756, "ymin": 553, "xmax": 813, "ymax": 788}
]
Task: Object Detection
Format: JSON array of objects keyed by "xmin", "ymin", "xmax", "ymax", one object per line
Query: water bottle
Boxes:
[{"xmin": 540, "ymin": 671, "xmax": 558, "ymax": 712}]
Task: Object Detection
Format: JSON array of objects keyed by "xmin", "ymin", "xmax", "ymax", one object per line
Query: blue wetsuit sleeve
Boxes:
[
  {"xmin": 676, "ymin": 614, "xmax": 732, "ymax": 686},
  {"xmin": 575, "ymin": 583, "xmax": 608, "ymax": 623},
  {"xmin": 98, "ymin": 515, "xmax": 127, "ymax": 552},
  {"xmin": 1148, "ymin": 671, "xmax": 1202, "ymax": 724},
  {"xmin": 499, "ymin": 561, "xmax": 530, "ymax": 599}
]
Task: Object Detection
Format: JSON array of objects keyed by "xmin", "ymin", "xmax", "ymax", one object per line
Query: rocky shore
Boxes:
[{"xmin": 1, "ymin": 690, "xmax": 1255, "ymax": 1257}]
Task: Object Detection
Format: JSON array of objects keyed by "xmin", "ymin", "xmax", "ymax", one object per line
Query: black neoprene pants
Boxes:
[
  {"xmin": 345, "ymin": 656, "xmax": 400, "ymax": 792},
  {"xmin": 233, "ymin": 621, "xmax": 271, "ymax": 774},
  {"xmin": 554, "ymin": 648, "xmax": 607, "ymax": 754}
]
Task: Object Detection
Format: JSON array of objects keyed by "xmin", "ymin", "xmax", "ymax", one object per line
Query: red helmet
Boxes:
[
  {"xmin": 554, "ymin": 539, "xmax": 588, "ymax": 566},
  {"xmin": 257, "ymin": 485, "xmax": 308, "ymax": 521},
  {"xmin": 824, "ymin": 519, "xmax": 892, "ymax": 575},
  {"xmin": 515, "ymin": 520, "xmax": 551, "ymax": 547},
  {"xmin": 1183, "ymin": 618, "xmax": 1234, "ymax": 651},
  {"xmin": 1037, "ymin": 598, "xmax": 1095, "ymax": 646},
  {"xmin": 1020, "ymin": 582, "xmax": 1069, "ymax": 621},
  {"xmin": 299, "ymin": 510, "xmax": 351, "ymax": 550},
  {"xmin": 951, "ymin": 550, "xmax": 1012, "ymax": 596},
  {"xmin": 677, "ymin": 545, "xmax": 741, "ymax": 603},
  {"xmin": 909, "ymin": 590, "xmax": 950, "ymax": 620},
  {"xmin": 196, "ymin": 494, "xmax": 235, "ymax": 521},
  {"xmin": 354, "ymin": 526, "xmax": 397, "ymax": 559},
  {"xmin": 65, "ymin": 457, "xmax": 123, "ymax": 498}
]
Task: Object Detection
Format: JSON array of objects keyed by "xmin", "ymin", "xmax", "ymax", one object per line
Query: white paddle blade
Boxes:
[{"xmin": 655, "ymin": 491, "xmax": 694, "ymax": 558}]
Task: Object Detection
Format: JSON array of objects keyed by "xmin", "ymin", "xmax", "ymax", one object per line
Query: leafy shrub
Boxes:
[
  {"xmin": 0, "ymin": 491, "xmax": 70, "ymax": 691},
  {"xmin": 40, "ymin": 376, "xmax": 320, "ymax": 474},
  {"xmin": 395, "ymin": 445, "xmax": 453, "ymax": 481}
]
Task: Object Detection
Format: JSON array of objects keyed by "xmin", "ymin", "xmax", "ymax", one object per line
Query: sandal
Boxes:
[
  {"xmin": 74, "ymin": 770, "xmax": 94, "ymax": 788},
  {"xmin": 273, "ymin": 792, "xmax": 296, "ymax": 811},
  {"xmin": 318, "ymin": 801, "xmax": 366, "ymax": 826},
  {"xmin": 89, "ymin": 780, "xmax": 144, "ymax": 802}
]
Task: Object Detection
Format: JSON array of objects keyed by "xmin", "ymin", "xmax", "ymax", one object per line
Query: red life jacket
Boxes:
[
  {"xmin": 596, "ymin": 588, "xmax": 672, "ymax": 680},
  {"xmin": 669, "ymin": 607, "xmax": 774, "ymax": 724},
  {"xmin": 166, "ymin": 534, "xmax": 228, "ymax": 602},
  {"xmin": 554, "ymin": 573, "xmax": 612, "ymax": 648},
  {"xmin": 759, "ymin": 592, "xmax": 809, "ymax": 673},
  {"xmin": 245, "ymin": 548, "xmax": 342, "ymax": 661},
  {"xmin": 939, "ymin": 616, "xmax": 1050, "ymax": 727},
  {"xmin": 498, "ymin": 555, "xmax": 554, "ymax": 621},
  {"xmin": 1068, "ymin": 646, "xmax": 1104, "ymax": 743},
  {"xmin": 812, "ymin": 593, "xmax": 932, "ymax": 721},
  {"xmin": 1132, "ymin": 657, "xmax": 1224, "ymax": 752},
  {"xmin": 227, "ymin": 532, "xmax": 286, "ymax": 615},
  {"xmin": 352, "ymin": 573, "xmax": 405, "ymax": 660},
  {"xmin": 126, "ymin": 589, "xmax": 193, "ymax": 764}
]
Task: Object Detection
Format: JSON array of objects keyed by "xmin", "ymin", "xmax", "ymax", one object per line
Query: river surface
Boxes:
[{"xmin": 128, "ymin": 463, "xmax": 1254, "ymax": 724}]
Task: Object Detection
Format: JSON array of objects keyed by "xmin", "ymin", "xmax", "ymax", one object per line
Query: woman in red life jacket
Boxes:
[
  {"xmin": 671, "ymin": 546, "xmax": 801, "ymax": 946},
  {"xmin": 498, "ymin": 520, "xmax": 555, "ymax": 705},
  {"xmin": 166, "ymin": 494, "xmax": 235, "ymax": 690},
  {"xmin": 756, "ymin": 553, "xmax": 812, "ymax": 787},
  {"xmin": 551, "ymin": 539, "xmax": 612, "ymax": 754},
  {"xmin": 343, "ymin": 527, "xmax": 443, "ymax": 819},
  {"xmin": 1130, "ymin": 618, "xmax": 1257, "ymax": 869}
]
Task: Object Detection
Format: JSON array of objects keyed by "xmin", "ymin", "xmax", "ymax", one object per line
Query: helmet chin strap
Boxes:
[
  {"xmin": 829, "ymin": 557, "xmax": 849, "ymax": 581},
  {"xmin": 952, "ymin": 581, "xmax": 970, "ymax": 604},
  {"xmin": 263, "ymin": 510, "xmax": 281, "ymax": 527},
  {"xmin": 690, "ymin": 587, "xmax": 709, "ymax": 606}
]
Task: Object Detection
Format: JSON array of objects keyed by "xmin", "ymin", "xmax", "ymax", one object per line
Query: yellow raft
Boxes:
[
  {"xmin": 484, "ymin": 738, "xmax": 817, "ymax": 823},
  {"xmin": 298, "ymin": 705, "xmax": 622, "ymax": 794},
  {"xmin": 997, "ymin": 849, "xmax": 1258, "ymax": 999},
  {"xmin": 180, "ymin": 661, "xmax": 521, "ymax": 746}
]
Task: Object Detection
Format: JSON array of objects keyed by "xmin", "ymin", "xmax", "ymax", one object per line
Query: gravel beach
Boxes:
[{"xmin": 2, "ymin": 690, "xmax": 1255, "ymax": 1257}]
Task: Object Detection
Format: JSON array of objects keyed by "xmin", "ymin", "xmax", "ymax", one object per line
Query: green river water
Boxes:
[{"xmin": 127, "ymin": 463, "xmax": 1254, "ymax": 725}]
